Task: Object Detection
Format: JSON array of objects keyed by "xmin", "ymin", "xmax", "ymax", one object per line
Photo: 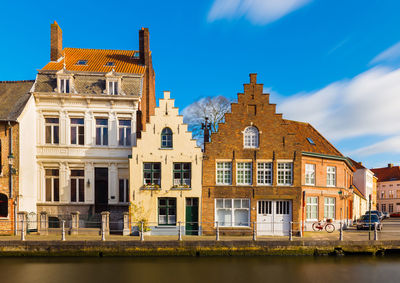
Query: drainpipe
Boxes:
[
  {"xmin": 8, "ymin": 121, "xmax": 13, "ymax": 199},
  {"xmin": 13, "ymin": 199, "xmax": 17, "ymax": 235}
]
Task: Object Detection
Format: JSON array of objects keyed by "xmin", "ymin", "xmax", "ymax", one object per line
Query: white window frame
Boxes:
[
  {"xmin": 45, "ymin": 169, "xmax": 59, "ymax": 203},
  {"xmin": 70, "ymin": 170, "xmax": 85, "ymax": 203},
  {"xmin": 306, "ymin": 196, "xmax": 318, "ymax": 221},
  {"xmin": 59, "ymin": 78, "xmax": 70, "ymax": 93},
  {"xmin": 243, "ymin": 126, "xmax": 259, "ymax": 148},
  {"xmin": 118, "ymin": 119, "xmax": 131, "ymax": 146},
  {"xmin": 305, "ymin": 164, "xmax": 315, "ymax": 186},
  {"xmin": 45, "ymin": 117, "xmax": 59, "ymax": 145},
  {"xmin": 95, "ymin": 118, "xmax": 108, "ymax": 146},
  {"xmin": 236, "ymin": 162, "xmax": 252, "ymax": 185},
  {"xmin": 216, "ymin": 162, "xmax": 232, "ymax": 185},
  {"xmin": 257, "ymin": 162, "xmax": 272, "ymax": 185},
  {"xmin": 277, "ymin": 162, "xmax": 293, "ymax": 186},
  {"xmin": 215, "ymin": 198, "xmax": 250, "ymax": 227},
  {"xmin": 108, "ymin": 80, "xmax": 119, "ymax": 95},
  {"xmin": 327, "ymin": 166, "xmax": 336, "ymax": 187},
  {"xmin": 324, "ymin": 197, "xmax": 335, "ymax": 219},
  {"xmin": 70, "ymin": 118, "xmax": 84, "ymax": 145}
]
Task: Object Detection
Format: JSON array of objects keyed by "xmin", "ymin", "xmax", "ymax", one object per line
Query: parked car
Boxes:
[
  {"xmin": 356, "ymin": 214, "xmax": 383, "ymax": 230},
  {"xmin": 391, "ymin": 212, "xmax": 400, "ymax": 217},
  {"xmin": 365, "ymin": 210, "xmax": 384, "ymax": 221},
  {"xmin": 383, "ymin": 212, "xmax": 390, "ymax": 219}
]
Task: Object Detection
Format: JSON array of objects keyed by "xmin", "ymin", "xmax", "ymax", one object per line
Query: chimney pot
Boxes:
[{"xmin": 389, "ymin": 163, "xmax": 394, "ymax": 168}]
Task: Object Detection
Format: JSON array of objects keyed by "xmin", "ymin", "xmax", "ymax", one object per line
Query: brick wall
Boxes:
[{"xmin": 0, "ymin": 122, "xmax": 19, "ymax": 234}]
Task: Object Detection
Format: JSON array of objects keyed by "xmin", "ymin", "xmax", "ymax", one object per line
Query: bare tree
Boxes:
[{"xmin": 182, "ymin": 96, "xmax": 231, "ymax": 145}]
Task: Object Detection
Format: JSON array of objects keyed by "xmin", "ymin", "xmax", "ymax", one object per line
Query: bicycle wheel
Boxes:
[
  {"xmin": 312, "ymin": 222, "xmax": 319, "ymax": 231},
  {"xmin": 325, "ymin": 223, "xmax": 335, "ymax": 233}
]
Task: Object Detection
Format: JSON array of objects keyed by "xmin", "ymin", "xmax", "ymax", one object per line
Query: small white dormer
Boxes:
[
  {"xmin": 105, "ymin": 70, "xmax": 123, "ymax": 95},
  {"xmin": 56, "ymin": 68, "xmax": 74, "ymax": 94}
]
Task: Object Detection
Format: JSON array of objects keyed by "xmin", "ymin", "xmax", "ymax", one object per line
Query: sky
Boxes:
[{"xmin": 1, "ymin": 0, "xmax": 400, "ymax": 168}]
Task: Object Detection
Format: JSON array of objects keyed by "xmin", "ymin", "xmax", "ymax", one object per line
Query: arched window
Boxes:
[
  {"xmin": 243, "ymin": 126, "xmax": 259, "ymax": 148},
  {"xmin": 161, "ymin": 127, "xmax": 173, "ymax": 148},
  {"xmin": 0, "ymin": 193, "xmax": 8, "ymax": 218}
]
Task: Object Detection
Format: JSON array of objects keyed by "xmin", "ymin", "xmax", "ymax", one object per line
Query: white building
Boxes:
[{"xmin": 19, "ymin": 22, "xmax": 155, "ymax": 226}]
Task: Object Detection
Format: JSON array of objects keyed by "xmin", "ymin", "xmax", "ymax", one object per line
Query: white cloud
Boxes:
[
  {"xmin": 370, "ymin": 41, "xmax": 400, "ymax": 65},
  {"xmin": 277, "ymin": 67, "xmax": 400, "ymax": 146},
  {"xmin": 350, "ymin": 135, "xmax": 400, "ymax": 157},
  {"xmin": 208, "ymin": 0, "xmax": 312, "ymax": 25}
]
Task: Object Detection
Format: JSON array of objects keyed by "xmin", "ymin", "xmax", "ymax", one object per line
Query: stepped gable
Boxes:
[
  {"xmin": 371, "ymin": 165, "xmax": 400, "ymax": 182},
  {"xmin": 0, "ymin": 80, "xmax": 33, "ymax": 121},
  {"xmin": 207, "ymin": 73, "xmax": 343, "ymax": 158}
]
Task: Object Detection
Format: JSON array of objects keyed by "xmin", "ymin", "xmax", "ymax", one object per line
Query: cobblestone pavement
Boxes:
[{"xmin": 0, "ymin": 218, "xmax": 398, "ymax": 242}]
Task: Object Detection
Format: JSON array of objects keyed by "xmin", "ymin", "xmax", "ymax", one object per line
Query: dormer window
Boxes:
[
  {"xmin": 60, "ymin": 78, "xmax": 70, "ymax": 93},
  {"xmin": 105, "ymin": 62, "xmax": 115, "ymax": 67},
  {"xmin": 243, "ymin": 126, "xmax": 259, "ymax": 148},
  {"xmin": 108, "ymin": 81, "xmax": 118, "ymax": 95}
]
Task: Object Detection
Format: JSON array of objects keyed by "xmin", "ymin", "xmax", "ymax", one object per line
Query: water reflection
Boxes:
[{"xmin": 1, "ymin": 256, "xmax": 399, "ymax": 283}]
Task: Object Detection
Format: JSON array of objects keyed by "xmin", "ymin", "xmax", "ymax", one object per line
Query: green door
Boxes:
[{"xmin": 185, "ymin": 198, "xmax": 199, "ymax": 235}]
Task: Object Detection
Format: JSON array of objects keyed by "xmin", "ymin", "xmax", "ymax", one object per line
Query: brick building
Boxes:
[
  {"xmin": 0, "ymin": 81, "xmax": 34, "ymax": 234},
  {"xmin": 21, "ymin": 21, "xmax": 156, "ymax": 228},
  {"xmin": 371, "ymin": 164, "xmax": 400, "ymax": 214},
  {"xmin": 202, "ymin": 74, "xmax": 354, "ymax": 236}
]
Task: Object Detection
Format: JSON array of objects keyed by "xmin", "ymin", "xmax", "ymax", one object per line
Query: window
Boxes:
[
  {"xmin": 389, "ymin": 203, "xmax": 394, "ymax": 213},
  {"xmin": 173, "ymin": 163, "xmax": 191, "ymax": 186},
  {"xmin": 59, "ymin": 78, "xmax": 70, "ymax": 93},
  {"xmin": 45, "ymin": 169, "xmax": 59, "ymax": 202},
  {"xmin": 257, "ymin": 162, "xmax": 272, "ymax": 185},
  {"xmin": 45, "ymin": 118, "xmax": 59, "ymax": 144},
  {"xmin": 108, "ymin": 81, "xmax": 118, "ymax": 95},
  {"xmin": 105, "ymin": 62, "xmax": 115, "ymax": 66},
  {"xmin": 70, "ymin": 118, "xmax": 84, "ymax": 145},
  {"xmin": 306, "ymin": 197, "xmax": 318, "ymax": 221},
  {"xmin": 305, "ymin": 164, "xmax": 315, "ymax": 185},
  {"xmin": 381, "ymin": 191, "xmax": 385, "ymax": 199},
  {"xmin": 324, "ymin": 197, "xmax": 335, "ymax": 219},
  {"xmin": 0, "ymin": 193, "xmax": 8, "ymax": 217},
  {"xmin": 70, "ymin": 170, "xmax": 84, "ymax": 203},
  {"xmin": 327, "ymin": 166, "xmax": 336, "ymax": 187},
  {"xmin": 119, "ymin": 179, "xmax": 129, "ymax": 203},
  {"xmin": 76, "ymin": 60, "xmax": 88, "ymax": 65},
  {"xmin": 143, "ymin": 162, "xmax": 161, "ymax": 185},
  {"xmin": 161, "ymin": 127, "xmax": 173, "ymax": 148},
  {"xmin": 158, "ymin": 198, "xmax": 176, "ymax": 225},
  {"xmin": 237, "ymin": 162, "xmax": 252, "ymax": 185},
  {"xmin": 389, "ymin": 190, "xmax": 394, "ymax": 198},
  {"xmin": 96, "ymin": 119, "xmax": 108, "ymax": 146},
  {"xmin": 243, "ymin": 126, "xmax": 259, "ymax": 148},
  {"xmin": 381, "ymin": 204, "xmax": 387, "ymax": 212},
  {"xmin": 277, "ymin": 162, "xmax": 293, "ymax": 186},
  {"xmin": 118, "ymin": 120, "xmax": 131, "ymax": 146},
  {"xmin": 307, "ymin": 137, "xmax": 315, "ymax": 145},
  {"xmin": 215, "ymin": 199, "xmax": 250, "ymax": 227},
  {"xmin": 216, "ymin": 162, "xmax": 232, "ymax": 185}
]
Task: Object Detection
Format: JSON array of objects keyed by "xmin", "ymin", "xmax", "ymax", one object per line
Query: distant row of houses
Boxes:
[{"xmin": 0, "ymin": 22, "xmax": 397, "ymax": 236}]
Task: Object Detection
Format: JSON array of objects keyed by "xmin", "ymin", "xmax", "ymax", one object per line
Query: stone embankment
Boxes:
[{"xmin": 0, "ymin": 240, "xmax": 400, "ymax": 256}]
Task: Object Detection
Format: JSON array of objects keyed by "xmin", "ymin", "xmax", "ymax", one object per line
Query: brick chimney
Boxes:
[
  {"xmin": 139, "ymin": 27, "xmax": 150, "ymax": 66},
  {"xmin": 388, "ymin": 163, "xmax": 394, "ymax": 168},
  {"xmin": 50, "ymin": 21, "xmax": 62, "ymax": 61}
]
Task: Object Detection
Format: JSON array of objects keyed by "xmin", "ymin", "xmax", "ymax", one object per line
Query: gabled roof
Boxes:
[
  {"xmin": 371, "ymin": 166, "xmax": 400, "ymax": 182},
  {"xmin": 0, "ymin": 81, "xmax": 33, "ymax": 121},
  {"xmin": 41, "ymin": 48, "xmax": 145, "ymax": 74},
  {"xmin": 348, "ymin": 158, "xmax": 366, "ymax": 170},
  {"xmin": 283, "ymin": 119, "xmax": 343, "ymax": 156}
]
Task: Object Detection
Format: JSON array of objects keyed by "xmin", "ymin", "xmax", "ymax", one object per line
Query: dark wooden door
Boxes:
[
  {"xmin": 185, "ymin": 198, "xmax": 199, "ymax": 235},
  {"xmin": 95, "ymin": 168, "xmax": 108, "ymax": 213}
]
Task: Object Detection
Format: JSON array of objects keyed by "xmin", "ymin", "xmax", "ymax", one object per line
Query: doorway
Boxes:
[
  {"xmin": 185, "ymin": 198, "xmax": 199, "ymax": 235},
  {"xmin": 95, "ymin": 168, "xmax": 108, "ymax": 213}
]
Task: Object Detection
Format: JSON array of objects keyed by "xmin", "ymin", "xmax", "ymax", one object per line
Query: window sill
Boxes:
[
  {"xmin": 256, "ymin": 184, "xmax": 272, "ymax": 186},
  {"xmin": 215, "ymin": 226, "xmax": 251, "ymax": 229},
  {"xmin": 243, "ymin": 147, "xmax": 259, "ymax": 150},
  {"xmin": 170, "ymin": 187, "xmax": 192, "ymax": 191},
  {"xmin": 141, "ymin": 186, "xmax": 161, "ymax": 191},
  {"xmin": 159, "ymin": 148, "xmax": 173, "ymax": 150},
  {"xmin": 216, "ymin": 184, "xmax": 232, "ymax": 186}
]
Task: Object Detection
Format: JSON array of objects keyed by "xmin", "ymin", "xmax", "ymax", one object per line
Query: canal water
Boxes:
[{"xmin": 1, "ymin": 256, "xmax": 399, "ymax": 283}]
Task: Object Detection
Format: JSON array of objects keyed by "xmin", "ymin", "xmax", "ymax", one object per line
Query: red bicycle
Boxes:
[{"xmin": 312, "ymin": 219, "xmax": 335, "ymax": 233}]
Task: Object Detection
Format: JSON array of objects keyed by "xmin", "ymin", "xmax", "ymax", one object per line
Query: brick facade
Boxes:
[
  {"xmin": 0, "ymin": 122, "xmax": 19, "ymax": 234},
  {"xmin": 202, "ymin": 74, "xmax": 354, "ymax": 235}
]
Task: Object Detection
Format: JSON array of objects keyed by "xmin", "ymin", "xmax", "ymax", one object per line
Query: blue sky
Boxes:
[{"xmin": 1, "ymin": 0, "xmax": 400, "ymax": 168}]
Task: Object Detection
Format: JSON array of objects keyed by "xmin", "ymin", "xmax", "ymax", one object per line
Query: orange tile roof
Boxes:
[{"xmin": 41, "ymin": 48, "xmax": 145, "ymax": 74}]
